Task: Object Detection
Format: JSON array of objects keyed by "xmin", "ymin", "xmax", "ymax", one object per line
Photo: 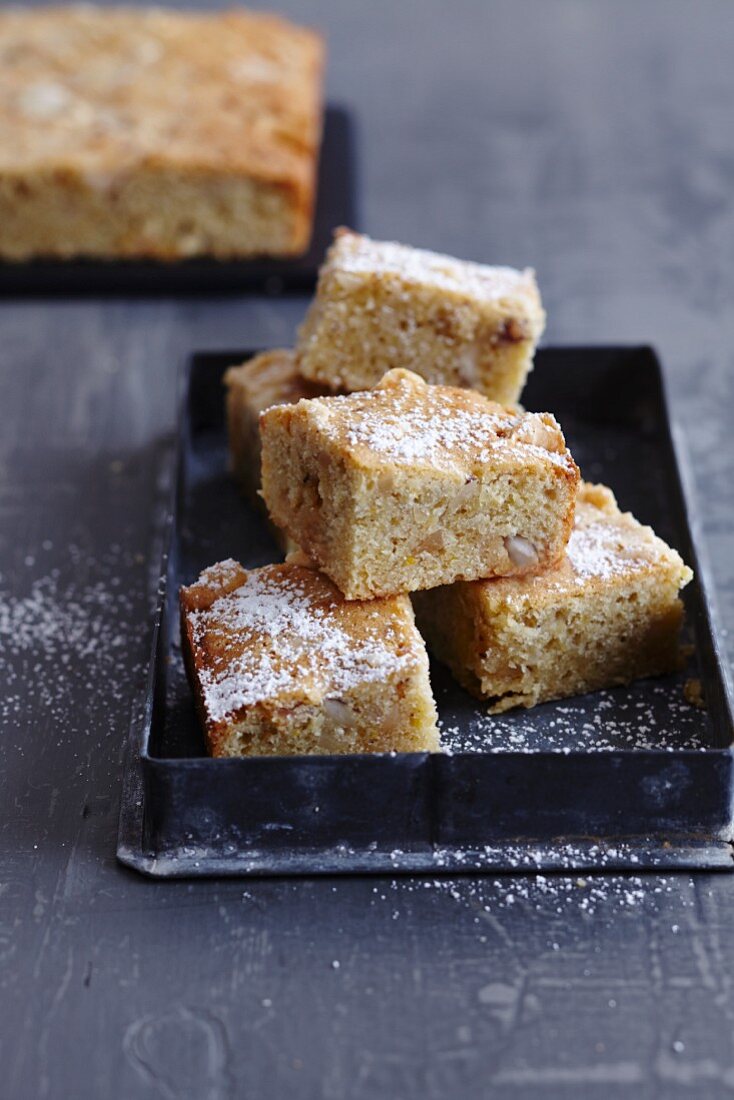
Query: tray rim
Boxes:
[
  {"xmin": 116, "ymin": 343, "xmax": 734, "ymax": 878},
  {"xmin": 154, "ymin": 342, "xmax": 734, "ymax": 766}
]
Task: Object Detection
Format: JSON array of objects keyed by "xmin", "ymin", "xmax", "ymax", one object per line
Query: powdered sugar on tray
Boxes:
[
  {"xmin": 438, "ymin": 680, "xmax": 707, "ymax": 754},
  {"xmin": 188, "ymin": 565, "xmax": 417, "ymax": 722}
]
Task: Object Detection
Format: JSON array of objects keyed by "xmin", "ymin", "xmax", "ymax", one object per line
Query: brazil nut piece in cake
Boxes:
[
  {"xmin": 0, "ymin": 7, "xmax": 324, "ymax": 260},
  {"xmin": 180, "ymin": 559, "xmax": 440, "ymax": 757},
  {"xmin": 296, "ymin": 230, "xmax": 545, "ymax": 403},
  {"xmin": 412, "ymin": 484, "xmax": 693, "ymax": 712},
  {"xmin": 260, "ymin": 368, "xmax": 579, "ymax": 601}
]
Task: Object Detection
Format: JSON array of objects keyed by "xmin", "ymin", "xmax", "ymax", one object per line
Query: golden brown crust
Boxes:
[
  {"xmin": 224, "ymin": 349, "xmax": 325, "ymax": 418},
  {"xmin": 475, "ymin": 481, "xmax": 692, "ymax": 606},
  {"xmin": 0, "ymin": 6, "xmax": 324, "ymax": 258},
  {"xmin": 265, "ymin": 368, "xmax": 577, "ymax": 478},
  {"xmin": 179, "ymin": 559, "xmax": 440, "ymax": 756},
  {"xmin": 260, "ymin": 369, "xmax": 580, "ymax": 600},
  {"xmin": 413, "ymin": 482, "xmax": 694, "ymax": 711},
  {"xmin": 296, "ymin": 230, "xmax": 546, "ymax": 402},
  {"xmin": 224, "ymin": 349, "xmax": 326, "ymax": 553},
  {"xmin": 180, "ymin": 559, "xmax": 249, "ymax": 614}
]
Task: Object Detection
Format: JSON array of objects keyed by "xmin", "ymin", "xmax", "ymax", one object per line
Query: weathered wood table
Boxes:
[{"xmin": 2, "ymin": 3, "xmax": 733, "ymax": 1096}]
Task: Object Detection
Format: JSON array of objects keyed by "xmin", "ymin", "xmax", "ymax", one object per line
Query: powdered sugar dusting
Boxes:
[
  {"xmin": 313, "ymin": 374, "xmax": 574, "ymax": 475},
  {"xmin": 198, "ymin": 558, "xmax": 242, "ymax": 588},
  {"xmin": 437, "ymin": 681, "xmax": 707, "ymax": 754},
  {"xmin": 345, "ymin": 404, "xmax": 516, "ymax": 468},
  {"xmin": 189, "ymin": 567, "xmax": 419, "ymax": 723},
  {"xmin": 0, "ymin": 544, "xmax": 146, "ymax": 727},
  {"xmin": 333, "ymin": 232, "xmax": 538, "ymax": 302},
  {"xmin": 564, "ymin": 500, "xmax": 690, "ymax": 588},
  {"xmin": 567, "ymin": 522, "xmax": 648, "ymax": 581},
  {"xmin": 364, "ymin": 872, "xmax": 697, "ymax": 918}
]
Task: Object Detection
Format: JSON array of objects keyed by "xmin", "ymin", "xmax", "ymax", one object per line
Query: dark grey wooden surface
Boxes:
[{"xmin": 2, "ymin": 2, "xmax": 734, "ymax": 1097}]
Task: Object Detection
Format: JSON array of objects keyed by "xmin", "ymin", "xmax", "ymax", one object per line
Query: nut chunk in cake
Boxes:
[
  {"xmin": 412, "ymin": 484, "xmax": 694, "ymax": 712},
  {"xmin": 260, "ymin": 368, "xmax": 579, "ymax": 601},
  {"xmin": 180, "ymin": 559, "xmax": 440, "ymax": 757},
  {"xmin": 225, "ymin": 349, "xmax": 326, "ymax": 508},
  {"xmin": 0, "ymin": 7, "xmax": 324, "ymax": 259},
  {"xmin": 296, "ymin": 229, "xmax": 545, "ymax": 403}
]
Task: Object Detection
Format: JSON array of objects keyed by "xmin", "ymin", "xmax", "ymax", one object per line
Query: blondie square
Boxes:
[
  {"xmin": 225, "ymin": 349, "xmax": 326, "ymax": 508},
  {"xmin": 180, "ymin": 559, "xmax": 440, "ymax": 756},
  {"xmin": 296, "ymin": 230, "xmax": 545, "ymax": 403},
  {"xmin": 412, "ymin": 483, "xmax": 694, "ymax": 712},
  {"xmin": 0, "ymin": 6, "xmax": 324, "ymax": 259},
  {"xmin": 260, "ymin": 368, "xmax": 579, "ymax": 600}
]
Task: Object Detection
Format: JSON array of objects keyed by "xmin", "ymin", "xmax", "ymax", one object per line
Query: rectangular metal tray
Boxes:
[
  {"xmin": 0, "ymin": 107, "xmax": 355, "ymax": 297},
  {"xmin": 117, "ymin": 346, "xmax": 734, "ymax": 877}
]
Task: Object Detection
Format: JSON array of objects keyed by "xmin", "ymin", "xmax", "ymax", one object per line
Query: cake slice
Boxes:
[
  {"xmin": 260, "ymin": 368, "xmax": 579, "ymax": 600},
  {"xmin": 225, "ymin": 349, "xmax": 327, "ymax": 508},
  {"xmin": 296, "ymin": 229, "xmax": 545, "ymax": 403},
  {"xmin": 180, "ymin": 559, "xmax": 440, "ymax": 756},
  {"xmin": 412, "ymin": 483, "xmax": 694, "ymax": 712},
  {"xmin": 0, "ymin": 6, "xmax": 324, "ymax": 259}
]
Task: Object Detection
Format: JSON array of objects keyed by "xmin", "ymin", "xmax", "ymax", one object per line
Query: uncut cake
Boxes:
[
  {"xmin": 180, "ymin": 558, "xmax": 440, "ymax": 757},
  {"xmin": 412, "ymin": 483, "xmax": 693, "ymax": 711},
  {"xmin": 0, "ymin": 6, "xmax": 324, "ymax": 260},
  {"xmin": 260, "ymin": 367, "xmax": 579, "ymax": 600},
  {"xmin": 296, "ymin": 229, "xmax": 545, "ymax": 403}
]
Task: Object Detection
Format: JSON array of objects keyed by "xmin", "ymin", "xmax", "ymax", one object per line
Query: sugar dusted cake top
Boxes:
[
  {"xmin": 0, "ymin": 6, "xmax": 323, "ymax": 176},
  {"xmin": 181, "ymin": 560, "xmax": 424, "ymax": 724},
  {"xmin": 478, "ymin": 483, "xmax": 693, "ymax": 604},
  {"xmin": 326, "ymin": 229, "xmax": 541, "ymax": 304},
  {"xmin": 564, "ymin": 484, "xmax": 691, "ymax": 586},
  {"xmin": 292, "ymin": 368, "xmax": 577, "ymax": 477}
]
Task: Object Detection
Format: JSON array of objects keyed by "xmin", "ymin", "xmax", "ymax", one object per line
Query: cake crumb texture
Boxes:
[
  {"xmin": 412, "ymin": 482, "xmax": 693, "ymax": 712},
  {"xmin": 225, "ymin": 348, "xmax": 326, "ymax": 509},
  {"xmin": 296, "ymin": 229, "xmax": 545, "ymax": 402},
  {"xmin": 260, "ymin": 368, "xmax": 579, "ymax": 600}
]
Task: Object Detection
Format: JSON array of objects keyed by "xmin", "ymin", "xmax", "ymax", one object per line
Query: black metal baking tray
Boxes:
[
  {"xmin": 0, "ymin": 107, "xmax": 355, "ymax": 297},
  {"xmin": 117, "ymin": 346, "xmax": 734, "ymax": 877}
]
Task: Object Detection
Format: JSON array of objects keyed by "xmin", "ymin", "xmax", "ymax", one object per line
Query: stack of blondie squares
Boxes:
[{"xmin": 181, "ymin": 229, "xmax": 693, "ymax": 757}]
